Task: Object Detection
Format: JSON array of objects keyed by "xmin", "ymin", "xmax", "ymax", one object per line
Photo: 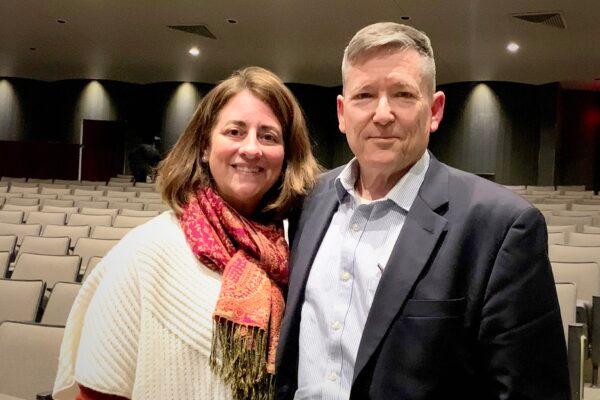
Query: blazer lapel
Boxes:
[{"xmin": 352, "ymin": 156, "xmax": 450, "ymax": 383}]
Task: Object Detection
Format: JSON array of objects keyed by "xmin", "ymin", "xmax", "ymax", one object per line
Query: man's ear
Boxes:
[
  {"xmin": 429, "ymin": 91, "xmax": 445, "ymax": 133},
  {"xmin": 337, "ymin": 94, "xmax": 346, "ymax": 134}
]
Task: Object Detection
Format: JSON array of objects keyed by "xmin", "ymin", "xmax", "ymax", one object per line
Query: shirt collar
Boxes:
[{"xmin": 334, "ymin": 150, "xmax": 430, "ymax": 212}]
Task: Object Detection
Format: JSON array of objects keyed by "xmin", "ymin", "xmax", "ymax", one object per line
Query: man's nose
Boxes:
[
  {"xmin": 239, "ymin": 131, "xmax": 262, "ymax": 158},
  {"xmin": 372, "ymin": 96, "xmax": 395, "ymax": 125}
]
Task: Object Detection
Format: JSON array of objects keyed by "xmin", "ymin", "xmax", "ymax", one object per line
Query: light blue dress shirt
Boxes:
[{"xmin": 295, "ymin": 151, "xmax": 430, "ymax": 400}]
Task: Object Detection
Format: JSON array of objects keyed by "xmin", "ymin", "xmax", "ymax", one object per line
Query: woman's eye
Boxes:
[
  {"xmin": 226, "ymin": 129, "xmax": 241, "ymax": 137},
  {"xmin": 260, "ymin": 132, "xmax": 280, "ymax": 143}
]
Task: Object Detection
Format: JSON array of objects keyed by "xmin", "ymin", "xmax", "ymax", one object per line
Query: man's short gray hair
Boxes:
[{"xmin": 341, "ymin": 22, "xmax": 436, "ymax": 95}]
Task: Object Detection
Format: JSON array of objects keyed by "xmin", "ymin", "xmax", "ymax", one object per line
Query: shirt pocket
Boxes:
[{"xmin": 402, "ymin": 297, "xmax": 466, "ymax": 318}]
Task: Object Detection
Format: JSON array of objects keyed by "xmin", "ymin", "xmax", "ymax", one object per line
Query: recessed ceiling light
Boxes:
[
  {"xmin": 56, "ymin": 19, "xmax": 66, "ymax": 24},
  {"xmin": 506, "ymin": 42, "xmax": 520, "ymax": 53},
  {"xmin": 227, "ymin": 18, "xmax": 238, "ymax": 24},
  {"xmin": 400, "ymin": 16, "xmax": 410, "ymax": 20},
  {"xmin": 29, "ymin": 47, "xmax": 36, "ymax": 51},
  {"xmin": 189, "ymin": 47, "xmax": 200, "ymax": 57}
]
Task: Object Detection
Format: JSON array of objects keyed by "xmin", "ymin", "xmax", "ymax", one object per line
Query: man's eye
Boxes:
[
  {"xmin": 395, "ymin": 91, "xmax": 414, "ymax": 98},
  {"xmin": 354, "ymin": 92, "xmax": 373, "ymax": 100}
]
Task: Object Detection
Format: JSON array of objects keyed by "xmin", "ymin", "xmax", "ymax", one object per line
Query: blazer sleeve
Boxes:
[{"xmin": 478, "ymin": 206, "xmax": 570, "ymax": 399}]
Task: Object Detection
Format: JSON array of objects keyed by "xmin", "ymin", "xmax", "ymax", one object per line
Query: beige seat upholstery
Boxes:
[
  {"xmin": 93, "ymin": 196, "xmax": 127, "ymax": 202},
  {"xmin": 105, "ymin": 188, "xmax": 126, "ymax": 195},
  {"xmin": 138, "ymin": 191, "xmax": 161, "ymax": 199},
  {"xmin": 0, "ymin": 210, "xmax": 24, "ymax": 224},
  {"xmin": 135, "ymin": 182, "xmax": 156, "ymax": 188},
  {"xmin": 40, "ymin": 187, "xmax": 71, "ymax": 195},
  {"xmin": 73, "ymin": 238, "xmax": 118, "ymax": 274},
  {"xmin": 527, "ymin": 185, "xmax": 556, "ymax": 191},
  {"xmin": 53, "ymin": 179, "xmax": 79, "ymax": 185},
  {"xmin": 74, "ymin": 200, "xmax": 109, "ymax": 209},
  {"xmin": 42, "ymin": 198, "xmax": 76, "ymax": 208},
  {"xmin": 80, "ymin": 207, "xmax": 118, "ymax": 218},
  {"xmin": 551, "ymin": 262, "xmax": 600, "ymax": 305},
  {"xmin": 116, "ymin": 174, "xmax": 134, "ymax": 180},
  {"xmin": 11, "ymin": 253, "xmax": 81, "ymax": 287},
  {"xmin": 41, "ymin": 281, "xmax": 81, "ymax": 325},
  {"xmin": 572, "ymin": 204, "xmax": 600, "ymax": 212},
  {"xmin": 108, "ymin": 190, "xmax": 136, "ymax": 198},
  {"xmin": 548, "ymin": 232, "xmax": 566, "ymax": 245},
  {"xmin": 0, "ymin": 278, "xmax": 45, "ymax": 323},
  {"xmin": 555, "ymin": 210, "xmax": 599, "ymax": 217},
  {"xmin": 584, "ymin": 226, "xmax": 600, "ymax": 234},
  {"xmin": 107, "ymin": 181, "xmax": 133, "ymax": 188},
  {"xmin": 6, "ymin": 197, "xmax": 39, "ymax": 206},
  {"xmin": 549, "ymin": 245, "xmax": 600, "ymax": 266},
  {"xmin": 544, "ymin": 198, "xmax": 575, "ymax": 206},
  {"xmin": 120, "ymin": 209, "xmax": 159, "ymax": 217},
  {"xmin": 8, "ymin": 185, "xmax": 38, "ymax": 194},
  {"xmin": 109, "ymin": 177, "xmax": 133, "ymax": 183},
  {"xmin": 73, "ymin": 189, "xmax": 104, "ymax": 197},
  {"xmin": 127, "ymin": 186, "xmax": 153, "ymax": 192},
  {"xmin": 112, "ymin": 215, "xmax": 152, "ymax": 228},
  {"xmin": 0, "ymin": 222, "xmax": 42, "ymax": 246},
  {"xmin": 547, "ymin": 225, "xmax": 577, "ymax": 234},
  {"xmin": 145, "ymin": 203, "xmax": 169, "ymax": 212},
  {"xmin": 83, "ymin": 256, "xmax": 103, "ymax": 281},
  {"xmin": 24, "ymin": 193, "xmax": 58, "ymax": 201},
  {"xmin": 0, "ymin": 321, "xmax": 64, "ymax": 399},
  {"xmin": 68, "ymin": 213, "xmax": 111, "ymax": 227},
  {"xmin": 40, "ymin": 183, "xmax": 69, "ymax": 188},
  {"xmin": 27, "ymin": 178, "xmax": 53, "ymax": 184},
  {"xmin": 554, "ymin": 282, "xmax": 577, "ymax": 344},
  {"xmin": 0, "ymin": 235, "xmax": 17, "ymax": 258},
  {"xmin": 0, "ymin": 251, "xmax": 10, "ymax": 277},
  {"xmin": 109, "ymin": 201, "xmax": 144, "ymax": 211},
  {"xmin": 533, "ymin": 203, "xmax": 568, "ymax": 212},
  {"xmin": 43, "ymin": 224, "xmax": 90, "ymax": 249},
  {"xmin": 2, "ymin": 203, "xmax": 40, "ymax": 220},
  {"xmin": 18, "ymin": 235, "xmax": 70, "ymax": 257},
  {"xmin": 567, "ymin": 233, "xmax": 600, "ymax": 247},
  {"xmin": 90, "ymin": 225, "xmax": 130, "ymax": 240},
  {"xmin": 0, "ymin": 192, "xmax": 23, "ymax": 199},
  {"xmin": 558, "ymin": 185, "xmax": 586, "ymax": 192},
  {"xmin": 26, "ymin": 211, "xmax": 67, "ymax": 227},
  {"xmin": 42, "ymin": 204, "xmax": 79, "ymax": 217},
  {"xmin": 59, "ymin": 194, "xmax": 92, "ymax": 202},
  {"xmin": 81, "ymin": 180, "xmax": 106, "ymax": 186},
  {"xmin": 546, "ymin": 215, "xmax": 593, "ymax": 232}
]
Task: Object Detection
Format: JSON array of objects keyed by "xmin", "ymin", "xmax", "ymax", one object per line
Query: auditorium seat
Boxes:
[
  {"xmin": 127, "ymin": 186, "xmax": 154, "ymax": 193},
  {"xmin": 564, "ymin": 190, "xmax": 594, "ymax": 198},
  {"xmin": 73, "ymin": 189, "xmax": 104, "ymax": 197},
  {"xmin": 549, "ymin": 245, "xmax": 600, "ymax": 265},
  {"xmin": 81, "ymin": 180, "xmax": 105, "ymax": 186},
  {"xmin": 109, "ymin": 201, "xmax": 144, "ymax": 211},
  {"xmin": 40, "ymin": 281, "xmax": 81, "ymax": 325},
  {"xmin": 555, "ymin": 282, "xmax": 577, "ymax": 344},
  {"xmin": 0, "ymin": 192, "xmax": 24, "ymax": 199},
  {"xmin": 108, "ymin": 190, "xmax": 136, "ymax": 198},
  {"xmin": 41, "ymin": 204, "xmax": 78, "ymax": 217},
  {"xmin": 18, "ymin": 236, "xmax": 70, "ymax": 258},
  {"xmin": 533, "ymin": 203, "xmax": 568, "ymax": 212},
  {"xmin": 42, "ymin": 198, "xmax": 75, "ymax": 208},
  {"xmin": 116, "ymin": 174, "xmax": 134, "ymax": 180},
  {"xmin": 83, "ymin": 256, "xmax": 102, "ymax": 281},
  {"xmin": 59, "ymin": 194, "xmax": 91, "ymax": 202},
  {"xmin": 0, "ymin": 210, "xmax": 24, "ymax": 224},
  {"xmin": 11, "ymin": 253, "xmax": 81, "ymax": 288},
  {"xmin": 584, "ymin": 226, "xmax": 600, "ymax": 234},
  {"xmin": 68, "ymin": 184, "xmax": 91, "ymax": 192},
  {"xmin": 53, "ymin": 179, "xmax": 79, "ymax": 185},
  {"xmin": 40, "ymin": 183, "xmax": 69, "ymax": 190},
  {"xmin": 572, "ymin": 204, "xmax": 600, "ymax": 212},
  {"xmin": 558, "ymin": 185, "xmax": 586, "ymax": 192},
  {"xmin": 544, "ymin": 198, "xmax": 576, "ymax": 207},
  {"xmin": 0, "ymin": 186, "xmax": 7, "ymax": 193},
  {"xmin": 80, "ymin": 207, "xmax": 118, "ymax": 218},
  {"xmin": 134, "ymin": 182, "xmax": 156, "ymax": 188},
  {"xmin": 24, "ymin": 193, "xmax": 58, "ymax": 201},
  {"xmin": 138, "ymin": 191, "xmax": 161, "ymax": 199},
  {"xmin": 0, "ymin": 222, "xmax": 42, "ymax": 246},
  {"xmin": 107, "ymin": 181, "xmax": 133, "ymax": 188},
  {"xmin": 9, "ymin": 184, "xmax": 38, "ymax": 194},
  {"xmin": 527, "ymin": 185, "xmax": 556, "ymax": 191},
  {"xmin": 90, "ymin": 225, "xmax": 131, "ymax": 240},
  {"xmin": 146, "ymin": 203, "xmax": 169, "ymax": 212},
  {"xmin": 3, "ymin": 203, "xmax": 40, "ymax": 221},
  {"xmin": 0, "ymin": 235, "xmax": 17, "ymax": 260},
  {"xmin": 556, "ymin": 210, "xmax": 600, "ymax": 217},
  {"xmin": 5, "ymin": 197, "xmax": 39, "ymax": 206},
  {"xmin": 547, "ymin": 225, "xmax": 577, "ymax": 234},
  {"xmin": 27, "ymin": 178, "xmax": 53, "ymax": 184},
  {"xmin": 567, "ymin": 233, "xmax": 600, "ymax": 247},
  {"xmin": 43, "ymin": 224, "xmax": 90, "ymax": 249},
  {"xmin": 112, "ymin": 215, "xmax": 152, "ymax": 228},
  {"xmin": 0, "ymin": 251, "xmax": 9, "ymax": 277},
  {"xmin": 68, "ymin": 213, "xmax": 111, "ymax": 227},
  {"xmin": 0, "ymin": 321, "xmax": 64, "ymax": 399},
  {"xmin": 109, "ymin": 177, "xmax": 133, "ymax": 183},
  {"xmin": 546, "ymin": 215, "xmax": 593, "ymax": 232},
  {"xmin": 73, "ymin": 200, "xmax": 108, "ymax": 209},
  {"xmin": 73, "ymin": 238, "xmax": 118, "ymax": 275},
  {"xmin": 0, "ymin": 177, "xmax": 26, "ymax": 183},
  {"xmin": 94, "ymin": 195, "xmax": 127, "ymax": 202},
  {"xmin": 0, "ymin": 278, "xmax": 45, "ymax": 323},
  {"xmin": 40, "ymin": 186, "xmax": 71, "ymax": 195},
  {"xmin": 26, "ymin": 211, "xmax": 67, "ymax": 227},
  {"xmin": 548, "ymin": 232, "xmax": 567, "ymax": 245},
  {"xmin": 120, "ymin": 209, "xmax": 159, "ymax": 217}
]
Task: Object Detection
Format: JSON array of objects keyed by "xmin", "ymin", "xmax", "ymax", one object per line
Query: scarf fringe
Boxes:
[{"xmin": 210, "ymin": 319, "xmax": 275, "ymax": 400}]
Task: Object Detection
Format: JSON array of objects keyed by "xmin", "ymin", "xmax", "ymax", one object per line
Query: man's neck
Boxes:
[{"xmin": 355, "ymin": 164, "xmax": 413, "ymax": 201}]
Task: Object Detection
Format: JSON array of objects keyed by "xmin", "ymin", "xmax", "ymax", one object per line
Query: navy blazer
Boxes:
[{"xmin": 275, "ymin": 154, "xmax": 569, "ymax": 400}]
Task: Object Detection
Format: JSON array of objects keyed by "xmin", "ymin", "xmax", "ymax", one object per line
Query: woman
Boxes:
[{"xmin": 53, "ymin": 66, "xmax": 321, "ymax": 400}]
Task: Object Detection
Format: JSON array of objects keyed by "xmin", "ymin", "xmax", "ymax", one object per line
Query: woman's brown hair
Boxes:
[{"xmin": 156, "ymin": 66, "xmax": 321, "ymax": 219}]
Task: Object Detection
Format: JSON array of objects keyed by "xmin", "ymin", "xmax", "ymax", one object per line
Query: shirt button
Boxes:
[
  {"xmin": 341, "ymin": 271, "xmax": 351, "ymax": 281},
  {"xmin": 351, "ymin": 223, "xmax": 360, "ymax": 232},
  {"xmin": 328, "ymin": 372, "xmax": 338, "ymax": 381},
  {"xmin": 331, "ymin": 320, "xmax": 342, "ymax": 331}
]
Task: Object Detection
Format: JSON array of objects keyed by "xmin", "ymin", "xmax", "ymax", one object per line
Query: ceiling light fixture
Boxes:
[
  {"xmin": 227, "ymin": 19, "xmax": 238, "ymax": 24},
  {"xmin": 506, "ymin": 42, "xmax": 520, "ymax": 53},
  {"xmin": 189, "ymin": 47, "xmax": 200, "ymax": 57},
  {"xmin": 57, "ymin": 19, "xmax": 66, "ymax": 24}
]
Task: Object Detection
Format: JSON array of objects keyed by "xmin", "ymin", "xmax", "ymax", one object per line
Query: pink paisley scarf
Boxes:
[{"xmin": 179, "ymin": 186, "xmax": 288, "ymax": 400}]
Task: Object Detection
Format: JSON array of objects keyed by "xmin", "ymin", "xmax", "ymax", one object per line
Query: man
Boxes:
[{"xmin": 275, "ymin": 22, "xmax": 569, "ymax": 400}]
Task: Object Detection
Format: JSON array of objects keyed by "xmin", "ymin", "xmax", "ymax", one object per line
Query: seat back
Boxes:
[
  {"xmin": 112, "ymin": 215, "xmax": 152, "ymax": 228},
  {"xmin": 138, "ymin": 191, "xmax": 161, "ymax": 199},
  {"xmin": 3, "ymin": 203, "xmax": 40, "ymax": 220},
  {"xmin": 80, "ymin": 207, "xmax": 118, "ymax": 218},
  {"xmin": 549, "ymin": 245, "xmax": 600, "ymax": 265},
  {"xmin": 83, "ymin": 256, "xmax": 103, "ymax": 281},
  {"xmin": 0, "ymin": 321, "xmax": 64, "ymax": 399},
  {"xmin": 6, "ymin": 197, "xmax": 40, "ymax": 206},
  {"xmin": 0, "ymin": 222, "xmax": 42, "ymax": 245},
  {"xmin": 567, "ymin": 233, "xmax": 600, "ymax": 247},
  {"xmin": 73, "ymin": 189, "xmax": 104, "ymax": 197},
  {"xmin": 551, "ymin": 262, "xmax": 600, "ymax": 303},
  {"xmin": 555, "ymin": 282, "xmax": 577, "ymax": 344},
  {"xmin": 545, "ymin": 215, "xmax": 593, "ymax": 232},
  {"xmin": 42, "ymin": 204, "xmax": 79, "ymax": 217},
  {"xmin": 0, "ymin": 278, "xmax": 45, "ymax": 323},
  {"xmin": 548, "ymin": 232, "xmax": 566, "ymax": 245},
  {"xmin": 109, "ymin": 201, "xmax": 144, "ymax": 211},
  {"xmin": 0, "ymin": 251, "xmax": 10, "ymax": 278},
  {"xmin": 41, "ymin": 281, "xmax": 82, "ymax": 325},
  {"xmin": 0, "ymin": 235, "xmax": 17, "ymax": 256},
  {"xmin": 68, "ymin": 213, "xmax": 111, "ymax": 227},
  {"xmin": 40, "ymin": 187, "xmax": 71, "ymax": 195},
  {"xmin": 9, "ymin": 185, "xmax": 38, "ymax": 194},
  {"xmin": 547, "ymin": 225, "xmax": 577, "ymax": 234},
  {"xmin": 73, "ymin": 237, "xmax": 118, "ymax": 273},
  {"xmin": 145, "ymin": 203, "xmax": 169, "ymax": 212},
  {"xmin": 0, "ymin": 210, "xmax": 24, "ymax": 224},
  {"xmin": 572, "ymin": 204, "xmax": 600, "ymax": 212},
  {"xmin": 18, "ymin": 235, "xmax": 70, "ymax": 257},
  {"xmin": 584, "ymin": 226, "xmax": 600, "ymax": 234},
  {"xmin": 120, "ymin": 209, "xmax": 159, "ymax": 217},
  {"xmin": 91, "ymin": 225, "xmax": 131, "ymax": 240},
  {"xmin": 11, "ymin": 253, "xmax": 81, "ymax": 288},
  {"xmin": 26, "ymin": 211, "xmax": 67, "ymax": 227},
  {"xmin": 74, "ymin": 200, "xmax": 109, "ymax": 209},
  {"xmin": 533, "ymin": 203, "xmax": 568, "ymax": 212},
  {"xmin": 43, "ymin": 224, "xmax": 90, "ymax": 248}
]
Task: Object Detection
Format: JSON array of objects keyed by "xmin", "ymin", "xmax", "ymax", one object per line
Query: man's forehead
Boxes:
[{"xmin": 345, "ymin": 50, "xmax": 424, "ymax": 87}]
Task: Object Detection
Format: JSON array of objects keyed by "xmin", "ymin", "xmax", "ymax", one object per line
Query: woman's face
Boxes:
[{"xmin": 207, "ymin": 90, "xmax": 285, "ymax": 216}]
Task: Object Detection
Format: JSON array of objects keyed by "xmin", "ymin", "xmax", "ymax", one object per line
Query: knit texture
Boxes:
[{"xmin": 53, "ymin": 211, "xmax": 232, "ymax": 400}]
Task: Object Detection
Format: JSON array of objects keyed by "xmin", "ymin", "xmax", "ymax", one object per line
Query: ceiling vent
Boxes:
[
  {"xmin": 511, "ymin": 12, "xmax": 566, "ymax": 29},
  {"xmin": 168, "ymin": 24, "xmax": 217, "ymax": 39}
]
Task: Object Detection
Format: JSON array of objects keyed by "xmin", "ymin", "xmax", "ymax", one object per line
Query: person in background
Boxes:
[
  {"xmin": 275, "ymin": 22, "xmax": 569, "ymax": 400},
  {"xmin": 128, "ymin": 138, "xmax": 161, "ymax": 183},
  {"xmin": 53, "ymin": 66, "xmax": 321, "ymax": 400}
]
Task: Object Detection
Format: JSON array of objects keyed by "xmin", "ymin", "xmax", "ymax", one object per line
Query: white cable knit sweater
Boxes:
[{"xmin": 53, "ymin": 211, "xmax": 232, "ymax": 400}]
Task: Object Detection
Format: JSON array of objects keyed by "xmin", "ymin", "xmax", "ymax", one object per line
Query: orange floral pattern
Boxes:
[{"xmin": 179, "ymin": 187, "xmax": 288, "ymax": 373}]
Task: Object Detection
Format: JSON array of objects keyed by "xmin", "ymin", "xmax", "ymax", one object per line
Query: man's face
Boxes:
[{"xmin": 337, "ymin": 49, "xmax": 445, "ymax": 179}]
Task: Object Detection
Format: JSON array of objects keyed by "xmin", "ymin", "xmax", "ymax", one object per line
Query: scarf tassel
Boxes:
[{"xmin": 210, "ymin": 319, "xmax": 275, "ymax": 400}]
